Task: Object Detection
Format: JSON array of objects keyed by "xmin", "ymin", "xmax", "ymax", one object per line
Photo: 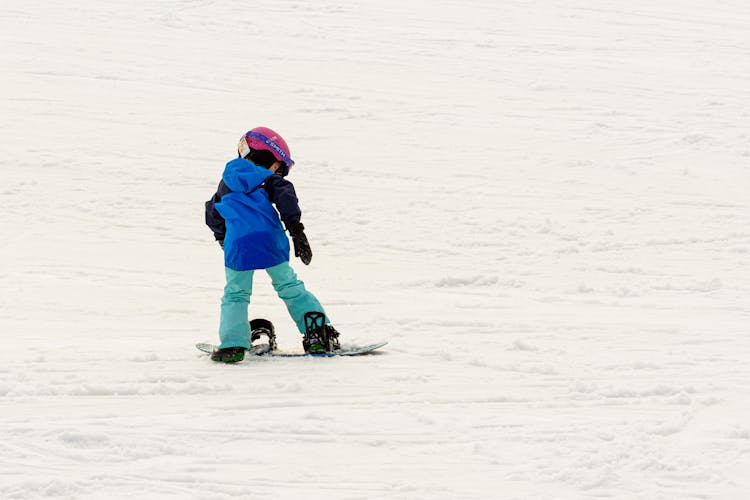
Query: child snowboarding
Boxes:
[{"xmin": 205, "ymin": 126, "xmax": 340, "ymax": 362}]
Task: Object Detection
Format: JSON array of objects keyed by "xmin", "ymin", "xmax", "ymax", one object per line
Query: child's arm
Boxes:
[
  {"xmin": 265, "ymin": 175, "xmax": 312, "ymax": 264},
  {"xmin": 205, "ymin": 180, "xmax": 230, "ymax": 244},
  {"xmin": 264, "ymin": 175, "xmax": 302, "ymax": 230}
]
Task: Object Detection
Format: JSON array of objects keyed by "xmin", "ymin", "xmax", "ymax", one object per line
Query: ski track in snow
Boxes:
[{"xmin": 1, "ymin": 0, "xmax": 750, "ymax": 498}]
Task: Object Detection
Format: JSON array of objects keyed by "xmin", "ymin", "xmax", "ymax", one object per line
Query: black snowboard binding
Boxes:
[
  {"xmin": 250, "ymin": 318, "xmax": 277, "ymax": 351},
  {"xmin": 302, "ymin": 312, "xmax": 341, "ymax": 353}
]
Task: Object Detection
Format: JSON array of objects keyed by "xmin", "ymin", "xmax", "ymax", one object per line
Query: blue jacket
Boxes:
[{"xmin": 205, "ymin": 158, "xmax": 302, "ymax": 271}]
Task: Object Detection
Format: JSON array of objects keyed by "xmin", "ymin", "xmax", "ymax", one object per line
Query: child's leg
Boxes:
[
  {"xmin": 219, "ymin": 267, "xmax": 255, "ymax": 348},
  {"xmin": 266, "ymin": 261, "xmax": 328, "ymax": 334}
]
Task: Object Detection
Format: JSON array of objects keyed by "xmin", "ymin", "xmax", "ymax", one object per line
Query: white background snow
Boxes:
[{"xmin": 1, "ymin": 0, "xmax": 749, "ymax": 498}]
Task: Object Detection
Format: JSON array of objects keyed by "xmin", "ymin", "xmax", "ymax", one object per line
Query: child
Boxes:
[{"xmin": 205, "ymin": 126, "xmax": 340, "ymax": 362}]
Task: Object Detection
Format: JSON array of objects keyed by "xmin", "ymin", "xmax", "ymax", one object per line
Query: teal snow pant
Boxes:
[{"xmin": 219, "ymin": 261, "xmax": 328, "ymax": 349}]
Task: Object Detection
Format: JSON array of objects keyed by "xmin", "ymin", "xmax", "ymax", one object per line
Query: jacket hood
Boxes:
[{"xmin": 222, "ymin": 158, "xmax": 274, "ymax": 193}]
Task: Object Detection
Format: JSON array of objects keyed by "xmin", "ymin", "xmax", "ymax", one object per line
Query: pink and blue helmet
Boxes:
[{"xmin": 237, "ymin": 126, "xmax": 295, "ymax": 169}]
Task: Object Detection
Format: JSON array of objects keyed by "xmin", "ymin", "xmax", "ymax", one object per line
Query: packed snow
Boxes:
[{"xmin": 1, "ymin": 0, "xmax": 749, "ymax": 498}]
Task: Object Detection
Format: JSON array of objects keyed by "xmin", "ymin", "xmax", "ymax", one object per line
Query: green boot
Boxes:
[{"xmin": 211, "ymin": 346, "xmax": 245, "ymax": 363}]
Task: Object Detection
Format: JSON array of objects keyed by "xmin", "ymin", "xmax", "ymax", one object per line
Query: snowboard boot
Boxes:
[
  {"xmin": 302, "ymin": 312, "xmax": 341, "ymax": 353},
  {"xmin": 211, "ymin": 346, "xmax": 245, "ymax": 363}
]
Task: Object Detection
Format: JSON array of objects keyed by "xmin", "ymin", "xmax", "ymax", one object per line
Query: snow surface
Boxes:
[{"xmin": 2, "ymin": 0, "xmax": 750, "ymax": 498}]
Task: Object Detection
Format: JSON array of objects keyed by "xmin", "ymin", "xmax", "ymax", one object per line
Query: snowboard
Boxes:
[
  {"xmin": 195, "ymin": 341, "xmax": 387, "ymax": 358},
  {"xmin": 197, "ymin": 317, "xmax": 386, "ymax": 359}
]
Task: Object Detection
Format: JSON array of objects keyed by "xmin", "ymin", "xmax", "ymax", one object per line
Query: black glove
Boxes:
[{"xmin": 288, "ymin": 222, "xmax": 312, "ymax": 265}]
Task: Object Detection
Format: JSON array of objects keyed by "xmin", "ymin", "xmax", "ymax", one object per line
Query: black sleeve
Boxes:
[
  {"xmin": 264, "ymin": 175, "xmax": 302, "ymax": 230},
  {"xmin": 205, "ymin": 180, "xmax": 231, "ymax": 241}
]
